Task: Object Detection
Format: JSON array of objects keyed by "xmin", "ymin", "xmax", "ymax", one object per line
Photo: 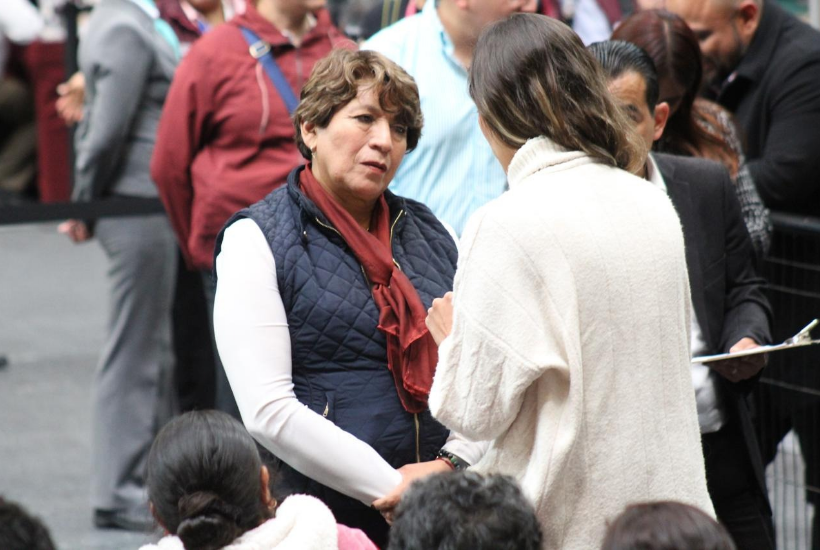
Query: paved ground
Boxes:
[
  {"xmin": 0, "ymin": 221, "xmax": 813, "ymax": 549},
  {"xmin": 0, "ymin": 222, "xmax": 159, "ymax": 550}
]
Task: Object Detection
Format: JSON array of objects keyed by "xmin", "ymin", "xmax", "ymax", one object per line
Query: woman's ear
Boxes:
[
  {"xmin": 477, "ymin": 114, "xmax": 489, "ymax": 139},
  {"xmin": 478, "ymin": 114, "xmax": 516, "ymax": 173},
  {"xmin": 149, "ymin": 502, "xmax": 170, "ymax": 535},
  {"xmin": 301, "ymin": 121, "xmax": 318, "ymax": 154},
  {"xmin": 260, "ymin": 465, "xmax": 274, "ymax": 510}
]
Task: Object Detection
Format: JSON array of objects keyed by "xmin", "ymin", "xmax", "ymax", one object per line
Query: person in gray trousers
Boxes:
[{"xmin": 58, "ymin": 0, "xmax": 179, "ymax": 531}]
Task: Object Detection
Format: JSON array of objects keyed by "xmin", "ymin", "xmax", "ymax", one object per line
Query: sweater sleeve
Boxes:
[
  {"xmin": 214, "ymin": 219, "xmax": 403, "ymax": 506},
  {"xmin": 150, "ymin": 43, "xmax": 212, "ymax": 267},
  {"xmin": 429, "ymin": 208, "xmax": 570, "ymax": 442}
]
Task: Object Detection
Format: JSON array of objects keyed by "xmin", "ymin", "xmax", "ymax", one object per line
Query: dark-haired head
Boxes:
[
  {"xmin": 602, "ymin": 501, "xmax": 736, "ymax": 550},
  {"xmin": 588, "ymin": 41, "xmax": 660, "ymax": 112},
  {"xmin": 610, "ymin": 10, "xmax": 738, "ymax": 173},
  {"xmin": 0, "ymin": 498, "xmax": 56, "ymax": 550},
  {"xmin": 388, "ymin": 471, "xmax": 542, "ymax": 550},
  {"xmin": 612, "ymin": 10, "xmax": 701, "ymax": 117},
  {"xmin": 147, "ymin": 411, "xmax": 274, "ymax": 550},
  {"xmin": 469, "ymin": 13, "xmax": 643, "ymax": 174},
  {"xmin": 588, "ymin": 40, "xmax": 670, "ymax": 168}
]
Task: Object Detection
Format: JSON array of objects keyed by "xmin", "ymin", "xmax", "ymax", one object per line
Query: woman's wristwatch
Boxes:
[{"xmin": 436, "ymin": 449, "xmax": 469, "ymax": 471}]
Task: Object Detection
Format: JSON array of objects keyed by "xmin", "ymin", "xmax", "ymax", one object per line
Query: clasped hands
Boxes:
[
  {"xmin": 372, "ymin": 459, "xmax": 452, "ymax": 524},
  {"xmin": 371, "ymin": 293, "xmax": 456, "ymax": 523}
]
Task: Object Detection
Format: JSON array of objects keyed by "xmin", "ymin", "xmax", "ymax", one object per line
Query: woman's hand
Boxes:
[
  {"xmin": 58, "ymin": 220, "xmax": 92, "ymax": 243},
  {"xmin": 372, "ymin": 460, "xmax": 451, "ymax": 523},
  {"xmin": 426, "ymin": 292, "xmax": 454, "ymax": 346}
]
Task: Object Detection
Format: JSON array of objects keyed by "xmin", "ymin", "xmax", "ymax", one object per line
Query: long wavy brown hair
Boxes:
[
  {"xmin": 612, "ymin": 10, "xmax": 740, "ymax": 176},
  {"xmin": 470, "ymin": 13, "xmax": 644, "ymax": 174}
]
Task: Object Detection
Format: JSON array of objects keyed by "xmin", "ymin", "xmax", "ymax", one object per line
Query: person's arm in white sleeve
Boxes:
[
  {"xmin": 0, "ymin": 0, "xmax": 43, "ymax": 44},
  {"xmin": 214, "ymin": 218, "xmax": 402, "ymax": 505}
]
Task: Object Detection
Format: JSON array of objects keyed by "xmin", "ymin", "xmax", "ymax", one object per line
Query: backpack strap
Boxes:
[{"xmin": 239, "ymin": 26, "xmax": 299, "ymax": 115}]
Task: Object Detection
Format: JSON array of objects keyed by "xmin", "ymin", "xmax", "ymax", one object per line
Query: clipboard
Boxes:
[{"xmin": 692, "ymin": 319, "xmax": 820, "ymax": 364}]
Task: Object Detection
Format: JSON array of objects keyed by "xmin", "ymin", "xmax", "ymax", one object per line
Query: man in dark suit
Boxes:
[
  {"xmin": 667, "ymin": 0, "xmax": 820, "ymax": 215},
  {"xmin": 590, "ymin": 40, "xmax": 774, "ymax": 549},
  {"xmin": 668, "ymin": 3, "xmax": 820, "ymax": 543}
]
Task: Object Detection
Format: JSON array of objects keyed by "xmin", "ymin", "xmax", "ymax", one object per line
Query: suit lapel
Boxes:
[{"xmin": 658, "ymin": 158, "xmax": 711, "ymax": 346}]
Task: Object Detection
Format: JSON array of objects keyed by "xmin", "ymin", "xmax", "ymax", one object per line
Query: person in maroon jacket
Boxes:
[
  {"xmin": 155, "ymin": 0, "xmax": 245, "ymax": 54},
  {"xmin": 151, "ymin": 0, "xmax": 353, "ymax": 417}
]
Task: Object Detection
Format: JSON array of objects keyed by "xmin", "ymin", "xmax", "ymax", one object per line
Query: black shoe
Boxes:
[{"xmin": 93, "ymin": 508, "xmax": 156, "ymax": 532}]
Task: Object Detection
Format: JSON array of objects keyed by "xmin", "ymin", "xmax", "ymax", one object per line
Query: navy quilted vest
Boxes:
[{"xmin": 217, "ymin": 166, "xmax": 457, "ymax": 514}]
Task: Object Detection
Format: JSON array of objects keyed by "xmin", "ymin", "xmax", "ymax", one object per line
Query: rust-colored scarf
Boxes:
[{"xmin": 300, "ymin": 166, "xmax": 437, "ymax": 413}]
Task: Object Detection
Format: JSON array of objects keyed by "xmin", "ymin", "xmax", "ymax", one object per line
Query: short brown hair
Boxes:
[
  {"xmin": 294, "ymin": 49, "xmax": 423, "ymax": 160},
  {"xmin": 470, "ymin": 14, "xmax": 643, "ymax": 174}
]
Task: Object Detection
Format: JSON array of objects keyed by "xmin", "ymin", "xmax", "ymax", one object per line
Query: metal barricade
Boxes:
[{"xmin": 756, "ymin": 212, "xmax": 820, "ymax": 550}]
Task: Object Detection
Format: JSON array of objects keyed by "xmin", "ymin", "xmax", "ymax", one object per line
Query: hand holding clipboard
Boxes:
[{"xmin": 693, "ymin": 319, "xmax": 820, "ymax": 364}]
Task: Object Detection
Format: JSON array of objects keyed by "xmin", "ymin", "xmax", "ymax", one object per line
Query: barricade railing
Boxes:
[
  {"xmin": 756, "ymin": 212, "xmax": 820, "ymax": 550},
  {"xmin": 0, "ymin": 198, "xmax": 165, "ymax": 225}
]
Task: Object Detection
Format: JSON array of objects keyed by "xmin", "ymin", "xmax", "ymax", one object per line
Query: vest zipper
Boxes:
[
  {"xmin": 414, "ymin": 413, "xmax": 421, "ymax": 463},
  {"xmin": 391, "ymin": 209, "xmax": 420, "ymax": 462},
  {"xmin": 314, "ymin": 217, "xmax": 342, "ymax": 237},
  {"xmin": 390, "ymin": 209, "xmax": 404, "ymax": 270},
  {"xmin": 316, "ymin": 210, "xmax": 416, "ymax": 457}
]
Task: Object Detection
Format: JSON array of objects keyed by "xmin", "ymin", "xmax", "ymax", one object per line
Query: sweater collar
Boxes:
[{"xmin": 507, "ymin": 136, "xmax": 591, "ymax": 190}]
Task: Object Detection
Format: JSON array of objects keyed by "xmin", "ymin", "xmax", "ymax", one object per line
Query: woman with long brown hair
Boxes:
[
  {"xmin": 422, "ymin": 13, "xmax": 714, "ymax": 549},
  {"xmin": 612, "ymin": 9, "xmax": 771, "ymax": 257}
]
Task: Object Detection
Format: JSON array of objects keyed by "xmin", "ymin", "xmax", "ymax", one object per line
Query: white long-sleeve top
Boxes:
[
  {"xmin": 0, "ymin": 0, "xmax": 43, "ymax": 72},
  {"xmin": 214, "ymin": 218, "xmax": 486, "ymax": 506},
  {"xmin": 428, "ymin": 137, "xmax": 714, "ymax": 549}
]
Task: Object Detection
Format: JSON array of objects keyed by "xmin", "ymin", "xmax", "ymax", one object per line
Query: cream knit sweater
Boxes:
[{"xmin": 429, "ymin": 137, "xmax": 714, "ymax": 550}]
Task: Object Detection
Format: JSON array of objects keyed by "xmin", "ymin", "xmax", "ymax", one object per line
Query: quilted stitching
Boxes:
[{"xmin": 232, "ymin": 168, "xmax": 457, "ymax": 511}]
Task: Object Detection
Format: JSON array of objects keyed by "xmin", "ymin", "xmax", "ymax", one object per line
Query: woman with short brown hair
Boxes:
[
  {"xmin": 212, "ymin": 49, "xmax": 466, "ymax": 546},
  {"xmin": 293, "ymin": 49, "xmax": 423, "ymax": 158}
]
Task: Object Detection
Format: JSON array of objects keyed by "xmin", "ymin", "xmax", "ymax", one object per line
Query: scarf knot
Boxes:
[{"xmin": 299, "ymin": 166, "xmax": 437, "ymax": 413}]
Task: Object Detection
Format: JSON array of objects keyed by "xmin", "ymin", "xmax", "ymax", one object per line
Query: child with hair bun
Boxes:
[{"xmin": 140, "ymin": 411, "xmax": 376, "ymax": 550}]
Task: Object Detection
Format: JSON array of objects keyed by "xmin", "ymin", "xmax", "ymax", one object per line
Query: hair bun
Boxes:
[
  {"xmin": 176, "ymin": 491, "xmax": 243, "ymax": 550},
  {"xmin": 177, "ymin": 513, "xmax": 240, "ymax": 550}
]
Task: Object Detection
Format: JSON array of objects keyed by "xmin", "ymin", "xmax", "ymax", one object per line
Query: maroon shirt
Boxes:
[
  {"xmin": 151, "ymin": 4, "xmax": 354, "ymax": 270},
  {"xmin": 155, "ymin": 0, "xmax": 202, "ymax": 46}
]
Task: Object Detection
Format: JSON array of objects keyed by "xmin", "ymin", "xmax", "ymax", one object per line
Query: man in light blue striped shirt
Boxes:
[{"xmin": 364, "ymin": 0, "xmax": 536, "ymax": 235}]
